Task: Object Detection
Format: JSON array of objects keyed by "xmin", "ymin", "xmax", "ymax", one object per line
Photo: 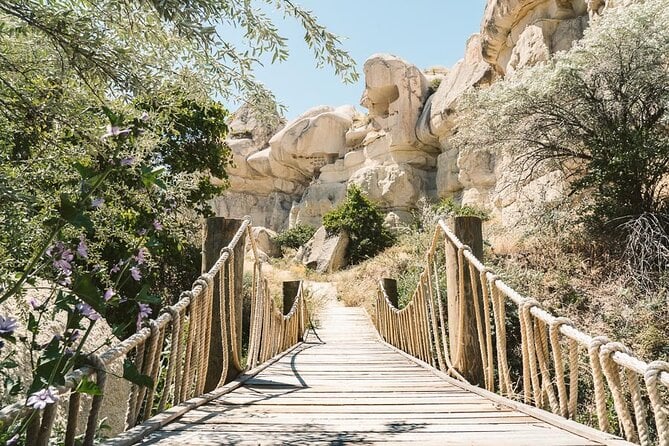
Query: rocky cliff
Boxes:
[{"xmin": 212, "ymin": 0, "xmax": 634, "ymax": 231}]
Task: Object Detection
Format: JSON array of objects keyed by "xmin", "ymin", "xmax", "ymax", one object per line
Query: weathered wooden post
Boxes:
[
  {"xmin": 445, "ymin": 216, "xmax": 485, "ymax": 386},
  {"xmin": 282, "ymin": 280, "xmax": 301, "ymax": 315},
  {"xmin": 381, "ymin": 278, "xmax": 399, "ymax": 308},
  {"xmin": 203, "ymin": 217, "xmax": 246, "ymax": 391}
]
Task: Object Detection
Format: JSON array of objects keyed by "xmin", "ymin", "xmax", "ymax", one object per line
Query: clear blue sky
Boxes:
[{"xmin": 228, "ymin": 1, "xmax": 487, "ymax": 119}]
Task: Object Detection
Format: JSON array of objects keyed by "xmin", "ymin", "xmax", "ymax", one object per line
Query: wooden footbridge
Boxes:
[{"xmin": 2, "ymin": 217, "xmax": 668, "ymax": 445}]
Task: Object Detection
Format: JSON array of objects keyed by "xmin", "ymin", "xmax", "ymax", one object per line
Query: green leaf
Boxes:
[
  {"xmin": 72, "ymin": 273, "xmax": 103, "ymax": 312},
  {"xmin": 136, "ymin": 284, "xmax": 160, "ymax": 305},
  {"xmin": 76, "ymin": 376, "xmax": 103, "ymax": 396},
  {"xmin": 123, "ymin": 359, "xmax": 153, "ymax": 388}
]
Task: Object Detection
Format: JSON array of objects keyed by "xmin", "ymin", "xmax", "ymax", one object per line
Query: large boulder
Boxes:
[
  {"xmin": 268, "ymin": 105, "xmax": 357, "ymax": 182},
  {"xmin": 250, "ymin": 226, "xmax": 281, "ymax": 258},
  {"xmin": 349, "ymin": 164, "xmax": 432, "ymax": 213},
  {"xmin": 297, "ymin": 226, "xmax": 349, "ymax": 273},
  {"xmin": 211, "ymin": 191, "xmax": 294, "ymax": 231},
  {"xmin": 361, "ymin": 54, "xmax": 439, "ymax": 166}
]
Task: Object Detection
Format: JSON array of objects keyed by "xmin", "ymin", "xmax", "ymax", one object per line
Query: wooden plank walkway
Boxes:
[{"xmin": 135, "ymin": 292, "xmax": 630, "ymax": 446}]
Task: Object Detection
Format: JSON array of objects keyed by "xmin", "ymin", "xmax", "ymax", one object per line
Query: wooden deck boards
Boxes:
[{"xmin": 136, "ymin": 298, "xmax": 628, "ymax": 446}]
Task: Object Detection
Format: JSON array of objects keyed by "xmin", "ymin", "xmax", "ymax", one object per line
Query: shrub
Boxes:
[
  {"xmin": 273, "ymin": 224, "xmax": 316, "ymax": 250},
  {"xmin": 435, "ymin": 198, "xmax": 490, "ymax": 221},
  {"xmin": 323, "ymin": 185, "xmax": 395, "ymax": 264}
]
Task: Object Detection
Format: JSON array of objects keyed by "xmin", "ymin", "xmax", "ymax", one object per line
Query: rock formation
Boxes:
[{"xmin": 214, "ymin": 0, "xmax": 638, "ymax": 232}]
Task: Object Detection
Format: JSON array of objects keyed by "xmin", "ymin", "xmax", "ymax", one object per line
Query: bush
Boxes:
[
  {"xmin": 435, "ymin": 198, "xmax": 490, "ymax": 221},
  {"xmin": 273, "ymin": 224, "xmax": 316, "ymax": 250},
  {"xmin": 323, "ymin": 185, "xmax": 395, "ymax": 264}
]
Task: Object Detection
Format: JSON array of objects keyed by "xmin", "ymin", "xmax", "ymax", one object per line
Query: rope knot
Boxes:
[
  {"xmin": 550, "ymin": 316, "xmax": 574, "ymax": 330},
  {"xmin": 588, "ymin": 335, "xmax": 610, "ymax": 351},
  {"xmin": 599, "ymin": 341, "xmax": 631, "ymax": 359},
  {"xmin": 220, "ymin": 246, "xmax": 234, "ymax": 261},
  {"xmin": 644, "ymin": 360, "xmax": 669, "ymax": 382}
]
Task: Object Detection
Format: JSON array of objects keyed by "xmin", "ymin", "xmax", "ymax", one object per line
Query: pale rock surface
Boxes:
[
  {"xmin": 424, "ymin": 34, "xmax": 495, "ymax": 145},
  {"xmin": 297, "ymin": 226, "xmax": 349, "ymax": 273},
  {"xmin": 289, "ymin": 183, "xmax": 347, "ymax": 228},
  {"xmin": 349, "ymin": 164, "xmax": 431, "ymax": 214},
  {"xmin": 361, "ymin": 54, "xmax": 439, "ymax": 166},
  {"xmin": 436, "ymin": 148, "xmax": 462, "ymax": 196},
  {"xmin": 481, "ymin": 0, "xmax": 590, "ymax": 74},
  {"xmin": 211, "ymin": 192, "xmax": 294, "ymax": 230},
  {"xmin": 268, "ymin": 105, "xmax": 356, "ymax": 182},
  {"xmin": 250, "ymin": 227, "xmax": 281, "ymax": 258}
]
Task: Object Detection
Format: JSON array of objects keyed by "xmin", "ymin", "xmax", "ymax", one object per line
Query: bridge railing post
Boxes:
[
  {"xmin": 202, "ymin": 217, "xmax": 246, "ymax": 391},
  {"xmin": 445, "ymin": 215, "xmax": 485, "ymax": 386},
  {"xmin": 282, "ymin": 280, "xmax": 301, "ymax": 315},
  {"xmin": 381, "ymin": 278, "xmax": 399, "ymax": 308}
]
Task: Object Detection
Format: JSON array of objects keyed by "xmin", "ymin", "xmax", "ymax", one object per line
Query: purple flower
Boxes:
[
  {"xmin": 26, "ymin": 387, "xmax": 59, "ymax": 410},
  {"xmin": 110, "ymin": 260, "xmax": 123, "ymax": 274},
  {"xmin": 119, "ymin": 156, "xmax": 135, "ymax": 167},
  {"xmin": 140, "ymin": 111, "xmax": 149, "ymax": 122},
  {"xmin": 27, "ymin": 296, "xmax": 41, "ymax": 310},
  {"xmin": 77, "ymin": 237, "xmax": 88, "ymax": 259},
  {"xmin": 130, "ymin": 266, "xmax": 141, "ymax": 281},
  {"xmin": 152, "ymin": 219, "xmax": 163, "ymax": 231},
  {"xmin": 91, "ymin": 197, "xmax": 104, "ymax": 208},
  {"xmin": 0, "ymin": 315, "xmax": 18, "ymax": 336},
  {"xmin": 135, "ymin": 248, "xmax": 148, "ymax": 265},
  {"xmin": 137, "ymin": 228, "xmax": 147, "ymax": 236},
  {"xmin": 6, "ymin": 434, "xmax": 18, "ymax": 446},
  {"xmin": 101, "ymin": 125, "xmax": 131, "ymax": 139},
  {"xmin": 75, "ymin": 302, "xmax": 100, "ymax": 321},
  {"xmin": 48, "ymin": 243, "xmax": 74, "ymax": 277},
  {"xmin": 136, "ymin": 303, "xmax": 152, "ymax": 330},
  {"xmin": 103, "ymin": 288, "xmax": 115, "ymax": 301}
]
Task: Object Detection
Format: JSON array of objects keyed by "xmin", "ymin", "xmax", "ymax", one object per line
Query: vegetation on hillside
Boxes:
[{"xmin": 323, "ymin": 185, "xmax": 396, "ymax": 265}]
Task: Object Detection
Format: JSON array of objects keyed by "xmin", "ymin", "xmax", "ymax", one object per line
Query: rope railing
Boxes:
[
  {"xmin": 0, "ymin": 217, "xmax": 308, "ymax": 445},
  {"xmin": 375, "ymin": 218, "xmax": 669, "ymax": 446}
]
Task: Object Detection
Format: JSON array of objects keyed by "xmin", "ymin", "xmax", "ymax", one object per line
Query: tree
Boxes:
[
  {"xmin": 458, "ymin": 0, "xmax": 669, "ymax": 228},
  {"xmin": 323, "ymin": 185, "xmax": 395, "ymax": 265},
  {"xmin": 0, "ymin": 1, "xmax": 358, "ymax": 439}
]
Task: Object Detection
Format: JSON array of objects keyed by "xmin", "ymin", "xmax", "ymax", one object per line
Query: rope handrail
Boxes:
[
  {"xmin": 1, "ymin": 217, "xmax": 309, "ymax": 445},
  {"xmin": 375, "ymin": 218, "xmax": 669, "ymax": 446}
]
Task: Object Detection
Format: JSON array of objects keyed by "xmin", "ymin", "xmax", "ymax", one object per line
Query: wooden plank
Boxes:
[{"xmin": 120, "ymin": 296, "xmax": 631, "ymax": 446}]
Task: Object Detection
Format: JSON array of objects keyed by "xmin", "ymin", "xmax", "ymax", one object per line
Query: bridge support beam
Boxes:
[
  {"xmin": 446, "ymin": 216, "xmax": 485, "ymax": 386},
  {"xmin": 203, "ymin": 217, "xmax": 246, "ymax": 391},
  {"xmin": 282, "ymin": 281, "xmax": 301, "ymax": 315}
]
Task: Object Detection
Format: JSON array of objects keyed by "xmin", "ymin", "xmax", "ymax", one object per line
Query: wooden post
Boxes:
[
  {"xmin": 203, "ymin": 217, "xmax": 246, "ymax": 391},
  {"xmin": 445, "ymin": 216, "xmax": 485, "ymax": 386},
  {"xmin": 381, "ymin": 278, "xmax": 399, "ymax": 308},
  {"xmin": 282, "ymin": 281, "xmax": 301, "ymax": 315}
]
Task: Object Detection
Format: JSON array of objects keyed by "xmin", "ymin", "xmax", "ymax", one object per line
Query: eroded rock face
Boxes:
[
  {"xmin": 361, "ymin": 54, "xmax": 439, "ymax": 165},
  {"xmin": 215, "ymin": 0, "xmax": 640, "ymax": 234},
  {"xmin": 481, "ymin": 0, "xmax": 590, "ymax": 75},
  {"xmin": 268, "ymin": 105, "xmax": 356, "ymax": 182},
  {"xmin": 423, "ymin": 34, "xmax": 496, "ymax": 146}
]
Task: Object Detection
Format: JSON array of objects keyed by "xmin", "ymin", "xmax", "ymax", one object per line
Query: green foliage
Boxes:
[
  {"xmin": 457, "ymin": 0, "xmax": 669, "ymax": 228},
  {"xmin": 274, "ymin": 224, "xmax": 317, "ymax": 250},
  {"xmin": 435, "ymin": 198, "xmax": 490, "ymax": 221},
  {"xmin": 323, "ymin": 185, "xmax": 395, "ymax": 265}
]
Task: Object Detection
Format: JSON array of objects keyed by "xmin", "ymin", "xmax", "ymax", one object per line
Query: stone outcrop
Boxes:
[
  {"xmin": 481, "ymin": 0, "xmax": 594, "ymax": 75},
  {"xmin": 251, "ymin": 226, "xmax": 281, "ymax": 258},
  {"xmin": 296, "ymin": 226, "xmax": 349, "ymax": 273},
  {"xmin": 215, "ymin": 0, "xmax": 639, "ymax": 233},
  {"xmin": 422, "ymin": 34, "xmax": 496, "ymax": 146}
]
